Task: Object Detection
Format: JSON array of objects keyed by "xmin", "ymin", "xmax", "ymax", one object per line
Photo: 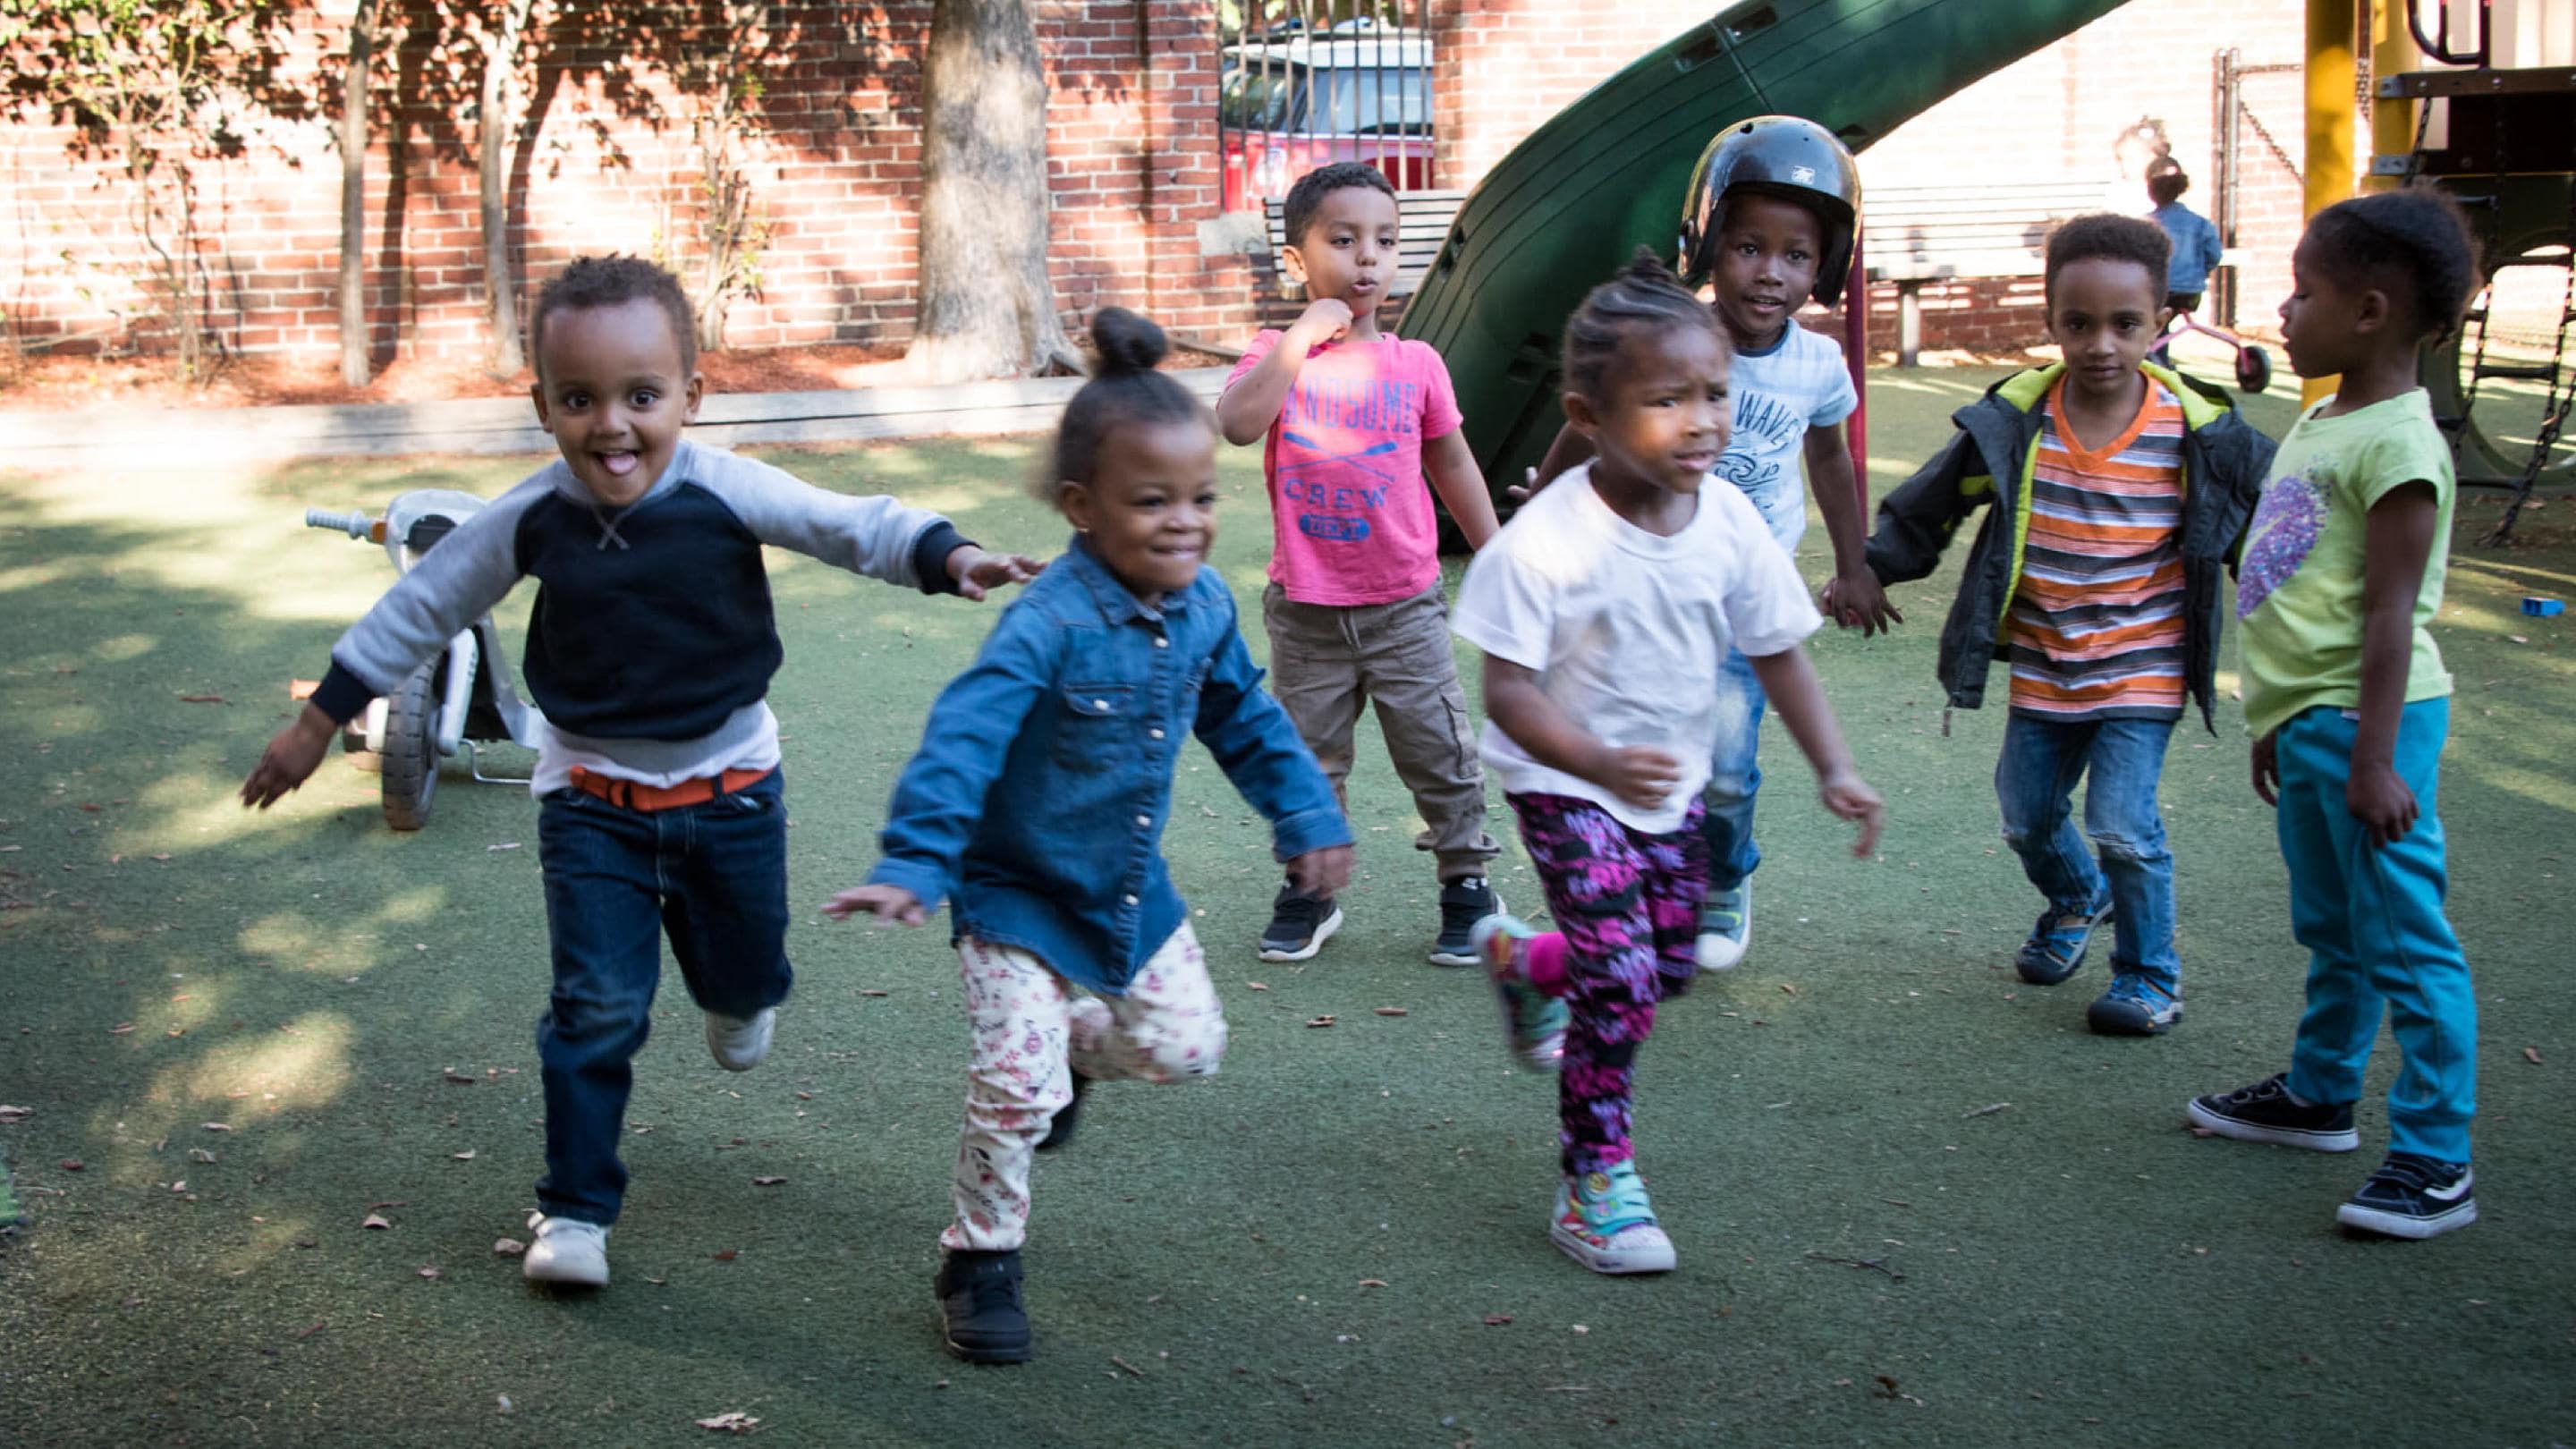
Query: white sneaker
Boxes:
[
  {"xmin": 522, "ymin": 1216, "xmax": 610, "ymax": 1286},
  {"xmin": 1694, "ymin": 883, "xmax": 1751, "ymax": 971},
  {"xmin": 705, "ymin": 1006, "xmax": 775, "ymax": 1072}
]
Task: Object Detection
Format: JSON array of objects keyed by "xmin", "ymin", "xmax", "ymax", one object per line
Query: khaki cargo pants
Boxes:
[{"xmin": 1261, "ymin": 582, "xmax": 1498, "ymax": 882}]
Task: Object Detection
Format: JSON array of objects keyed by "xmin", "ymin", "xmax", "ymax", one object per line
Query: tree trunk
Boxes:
[
  {"xmin": 903, "ymin": 0, "xmax": 1082, "ymax": 384},
  {"xmin": 337, "ymin": 0, "xmax": 379, "ymax": 388},
  {"xmin": 479, "ymin": 0, "xmax": 536, "ymax": 377}
]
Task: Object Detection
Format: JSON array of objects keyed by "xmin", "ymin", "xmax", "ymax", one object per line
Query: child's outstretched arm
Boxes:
[
  {"xmin": 1193, "ymin": 608, "xmax": 1356, "ymax": 896},
  {"xmin": 1480, "ymin": 655, "xmax": 1687, "ymax": 812},
  {"xmin": 1744, "ymin": 647, "xmax": 1885, "ymax": 856},
  {"xmin": 1423, "ymin": 430, "xmax": 1499, "ymax": 550},
  {"xmin": 716, "ymin": 453, "xmax": 1043, "ymax": 599},
  {"xmin": 1821, "ymin": 428, "xmax": 1988, "ymax": 623},
  {"xmin": 821, "ymin": 614, "xmax": 1053, "ymax": 928},
  {"xmin": 1803, "ymin": 424, "xmax": 1900, "ymax": 635},
  {"xmin": 1216, "ymin": 300, "xmax": 1352, "ymax": 445},
  {"xmin": 2347, "ymin": 480, "xmax": 2441, "ymax": 846}
]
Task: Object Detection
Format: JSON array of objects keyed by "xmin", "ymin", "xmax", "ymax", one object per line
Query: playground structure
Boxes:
[{"xmin": 1401, "ymin": 0, "xmax": 2573, "ymax": 541}]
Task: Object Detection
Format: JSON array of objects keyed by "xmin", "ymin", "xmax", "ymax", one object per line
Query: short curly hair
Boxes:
[
  {"xmin": 530, "ymin": 256, "xmax": 699, "ymax": 379},
  {"xmin": 1282, "ymin": 161, "xmax": 1397, "ymax": 249},
  {"xmin": 2044, "ymin": 213, "xmax": 2173, "ymax": 306}
]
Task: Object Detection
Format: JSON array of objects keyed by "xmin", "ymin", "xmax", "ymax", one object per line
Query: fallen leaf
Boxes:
[
  {"xmin": 1482, "ymin": 1313, "xmax": 1513, "ymax": 1326},
  {"xmin": 2510, "ymin": 634, "xmax": 2529, "ymax": 645},
  {"xmin": 859, "ymin": 989, "xmax": 889, "ymax": 997},
  {"xmin": 442, "ymin": 1069, "xmax": 477, "ymax": 1085},
  {"xmin": 417, "ymin": 1266, "xmax": 440, "ymax": 1280},
  {"xmin": 1779, "ymin": 982, "xmax": 1800, "ymax": 995},
  {"xmin": 494, "ymin": 1238, "xmax": 527, "ymax": 1256},
  {"xmin": 1305, "ymin": 1015, "xmax": 1336, "ymax": 1028},
  {"xmin": 201, "ymin": 1122, "xmax": 233, "ymax": 1131},
  {"xmin": 1962, "ymin": 1102, "xmax": 2013, "ymax": 1118},
  {"xmin": 485, "ymin": 842, "xmax": 521, "ymax": 853},
  {"xmin": 451, "ymin": 1150, "xmax": 477, "ymax": 1161},
  {"xmin": 58, "ymin": 1157, "xmax": 83, "ymax": 1171},
  {"xmin": 360, "ymin": 1214, "xmax": 392, "ymax": 1230},
  {"xmin": 149, "ymin": 853, "xmax": 172, "ymax": 862},
  {"xmin": 2525, "ymin": 1046, "xmax": 2544, "ymax": 1065},
  {"xmin": 292, "ymin": 1319, "xmax": 326, "ymax": 1340},
  {"xmin": 1358, "ymin": 1277, "xmax": 1388, "ymax": 1288},
  {"xmin": 0, "ymin": 1105, "xmax": 30, "ymax": 1123},
  {"xmin": 177, "ymin": 694, "xmax": 228, "ymax": 705},
  {"xmin": 168, "ymin": 1180, "xmax": 187, "ymax": 1193},
  {"xmin": 107, "ymin": 1022, "xmax": 136, "ymax": 1035},
  {"xmin": 1373, "ymin": 1006, "xmax": 1409, "ymax": 1017},
  {"xmin": 189, "ymin": 1148, "xmax": 216, "ymax": 1164},
  {"xmin": 712, "ymin": 1248, "xmax": 739, "ymax": 1261},
  {"xmin": 752, "ymin": 1175, "xmax": 786, "ymax": 1187},
  {"xmin": 1246, "ymin": 981, "xmax": 1268, "ymax": 991},
  {"xmin": 695, "ymin": 1411, "xmax": 760, "ymax": 1433}
]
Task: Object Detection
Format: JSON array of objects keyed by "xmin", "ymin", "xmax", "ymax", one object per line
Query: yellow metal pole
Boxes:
[
  {"xmin": 2304, "ymin": 0, "xmax": 2360, "ymax": 404},
  {"xmin": 2367, "ymin": 0, "xmax": 2421, "ymax": 194}
]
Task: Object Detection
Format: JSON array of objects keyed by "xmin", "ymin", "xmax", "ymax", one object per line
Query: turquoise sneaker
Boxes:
[
  {"xmin": 1470, "ymin": 913, "xmax": 1567, "ymax": 1072},
  {"xmin": 1550, "ymin": 1161, "xmax": 1676, "ymax": 1275}
]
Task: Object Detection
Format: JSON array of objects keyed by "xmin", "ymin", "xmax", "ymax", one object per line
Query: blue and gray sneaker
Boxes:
[
  {"xmin": 1550, "ymin": 1161, "xmax": 1677, "ymax": 1275},
  {"xmin": 2014, "ymin": 894, "xmax": 2114, "ymax": 985},
  {"xmin": 1470, "ymin": 913, "xmax": 1567, "ymax": 1072},
  {"xmin": 2086, "ymin": 972, "xmax": 2182, "ymax": 1035}
]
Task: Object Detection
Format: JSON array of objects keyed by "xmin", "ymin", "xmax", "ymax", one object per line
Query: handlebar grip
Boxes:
[{"xmin": 305, "ymin": 509, "xmax": 368, "ymax": 536}]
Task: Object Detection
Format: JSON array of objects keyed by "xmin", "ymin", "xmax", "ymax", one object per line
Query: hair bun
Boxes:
[
  {"xmin": 1089, "ymin": 307, "xmax": 1169, "ymax": 377},
  {"xmin": 1621, "ymin": 245, "xmax": 1682, "ymax": 289}
]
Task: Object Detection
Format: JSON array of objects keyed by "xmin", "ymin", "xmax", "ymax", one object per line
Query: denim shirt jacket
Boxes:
[{"xmin": 867, "ymin": 538, "xmax": 1350, "ymax": 996}]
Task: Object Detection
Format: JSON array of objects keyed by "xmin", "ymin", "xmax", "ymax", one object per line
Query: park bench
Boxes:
[
  {"xmin": 1861, "ymin": 181, "xmax": 2112, "ymax": 365},
  {"xmin": 1254, "ymin": 189, "xmax": 1467, "ymax": 331}
]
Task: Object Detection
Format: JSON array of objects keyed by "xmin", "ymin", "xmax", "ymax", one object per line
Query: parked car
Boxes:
[{"xmin": 1220, "ymin": 22, "xmax": 1434, "ymax": 211}]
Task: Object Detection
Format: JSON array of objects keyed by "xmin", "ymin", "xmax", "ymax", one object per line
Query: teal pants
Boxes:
[{"xmin": 2276, "ymin": 699, "xmax": 2475, "ymax": 1163}]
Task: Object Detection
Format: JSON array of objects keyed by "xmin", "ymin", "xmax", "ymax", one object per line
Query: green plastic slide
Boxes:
[{"xmin": 1401, "ymin": 0, "xmax": 2129, "ymax": 494}]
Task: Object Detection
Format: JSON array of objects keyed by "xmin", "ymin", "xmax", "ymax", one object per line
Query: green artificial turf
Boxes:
[{"xmin": 2, "ymin": 367, "xmax": 2573, "ymax": 1445}]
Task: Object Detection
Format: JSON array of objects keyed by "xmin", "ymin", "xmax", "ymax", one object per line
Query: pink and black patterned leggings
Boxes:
[{"xmin": 1506, "ymin": 792, "xmax": 1710, "ymax": 1175}]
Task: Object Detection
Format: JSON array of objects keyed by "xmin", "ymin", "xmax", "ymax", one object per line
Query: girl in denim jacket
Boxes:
[{"xmin": 826, "ymin": 309, "xmax": 1353, "ymax": 1365}]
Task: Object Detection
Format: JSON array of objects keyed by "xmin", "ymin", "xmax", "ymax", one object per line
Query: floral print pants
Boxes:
[{"xmin": 942, "ymin": 923, "xmax": 1226, "ymax": 1251}]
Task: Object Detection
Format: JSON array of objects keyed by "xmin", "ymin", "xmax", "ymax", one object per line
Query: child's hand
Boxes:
[
  {"xmin": 1284, "ymin": 844, "xmax": 1354, "ymax": 898},
  {"xmin": 1289, "ymin": 297, "xmax": 1354, "ymax": 346},
  {"xmin": 1824, "ymin": 569, "xmax": 1902, "ymax": 636},
  {"xmin": 2346, "ymin": 760, "xmax": 2419, "ymax": 847},
  {"xmin": 1818, "ymin": 766, "xmax": 1884, "ymax": 857},
  {"xmin": 821, "ymin": 884, "xmax": 928, "ymax": 927},
  {"xmin": 239, "ymin": 705, "xmax": 337, "ymax": 810},
  {"xmin": 1505, "ymin": 465, "xmax": 1538, "ymax": 504},
  {"xmin": 2250, "ymin": 730, "xmax": 2280, "ymax": 806},
  {"xmin": 945, "ymin": 546, "xmax": 1046, "ymax": 602},
  {"xmin": 1590, "ymin": 745, "xmax": 1685, "ymax": 810}
]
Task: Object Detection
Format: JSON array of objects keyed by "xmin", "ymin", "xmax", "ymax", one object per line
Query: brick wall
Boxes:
[
  {"xmin": 0, "ymin": 0, "xmax": 1258, "ymax": 365},
  {"xmin": 0, "ymin": 0, "xmax": 2320, "ymax": 368}
]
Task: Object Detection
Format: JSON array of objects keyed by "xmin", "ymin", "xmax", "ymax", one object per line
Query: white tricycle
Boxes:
[{"xmin": 303, "ymin": 489, "xmax": 545, "ymax": 831}]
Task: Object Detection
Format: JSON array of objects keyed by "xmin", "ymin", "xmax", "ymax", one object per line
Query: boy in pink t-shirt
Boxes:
[{"xmin": 1217, "ymin": 163, "xmax": 1504, "ymax": 968}]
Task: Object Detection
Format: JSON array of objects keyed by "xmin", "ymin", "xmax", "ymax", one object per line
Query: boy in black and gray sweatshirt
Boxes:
[{"xmin": 241, "ymin": 257, "xmax": 1040, "ymax": 1288}]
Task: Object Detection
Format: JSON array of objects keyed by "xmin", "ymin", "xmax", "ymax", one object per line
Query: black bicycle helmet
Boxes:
[{"xmin": 1676, "ymin": 114, "xmax": 1861, "ymax": 308}]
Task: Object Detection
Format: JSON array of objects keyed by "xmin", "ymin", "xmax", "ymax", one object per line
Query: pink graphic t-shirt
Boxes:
[{"xmin": 1225, "ymin": 331, "xmax": 1465, "ymax": 606}]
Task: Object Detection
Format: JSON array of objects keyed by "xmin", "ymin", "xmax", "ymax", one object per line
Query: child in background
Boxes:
[
  {"xmin": 827, "ymin": 309, "xmax": 1353, "ymax": 1360},
  {"xmin": 1525, "ymin": 116, "xmax": 1897, "ymax": 973},
  {"xmin": 239, "ymin": 257, "xmax": 1038, "ymax": 1288},
  {"xmin": 1830, "ymin": 215, "xmax": 2272, "ymax": 1035},
  {"xmin": 2147, "ymin": 157, "xmax": 2226, "ymax": 319},
  {"xmin": 1216, "ymin": 161, "xmax": 1505, "ymax": 969},
  {"xmin": 1460, "ymin": 254, "xmax": 1882, "ymax": 1275},
  {"xmin": 2185, "ymin": 190, "xmax": 2483, "ymax": 1239}
]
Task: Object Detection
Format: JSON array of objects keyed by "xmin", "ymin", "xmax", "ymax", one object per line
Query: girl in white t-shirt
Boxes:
[{"xmin": 1453, "ymin": 253, "xmax": 1884, "ymax": 1275}]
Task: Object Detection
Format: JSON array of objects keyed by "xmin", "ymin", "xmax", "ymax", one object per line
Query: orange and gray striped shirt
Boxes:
[{"xmin": 2003, "ymin": 377, "xmax": 2188, "ymax": 721}]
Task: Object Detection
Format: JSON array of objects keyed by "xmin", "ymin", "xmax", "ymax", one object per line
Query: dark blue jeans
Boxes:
[
  {"xmin": 534, "ymin": 769, "xmax": 792, "ymax": 1224},
  {"xmin": 1994, "ymin": 714, "xmax": 2180, "ymax": 991}
]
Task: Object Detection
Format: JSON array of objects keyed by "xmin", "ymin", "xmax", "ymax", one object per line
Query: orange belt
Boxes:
[{"xmin": 568, "ymin": 765, "xmax": 773, "ymax": 812}]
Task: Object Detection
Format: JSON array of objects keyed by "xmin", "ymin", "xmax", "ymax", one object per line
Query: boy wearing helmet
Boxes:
[{"xmin": 1528, "ymin": 115, "xmax": 1896, "ymax": 973}]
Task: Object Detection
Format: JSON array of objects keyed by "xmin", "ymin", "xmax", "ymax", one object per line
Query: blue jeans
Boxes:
[
  {"xmin": 1994, "ymin": 714, "xmax": 2179, "ymax": 990},
  {"xmin": 534, "ymin": 769, "xmax": 793, "ymax": 1224},
  {"xmin": 1700, "ymin": 646, "xmax": 1765, "ymax": 894},
  {"xmin": 2276, "ymin": 700, "xmax": 2474, "ymax": 1162}
]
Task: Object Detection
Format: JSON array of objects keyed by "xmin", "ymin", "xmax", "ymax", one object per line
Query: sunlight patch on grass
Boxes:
[{"xmin": 171, "ymin": 1011, "xmax": 357, "ymax": 1110}]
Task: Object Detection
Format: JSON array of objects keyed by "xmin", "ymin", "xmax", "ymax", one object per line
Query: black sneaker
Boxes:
[
  {"xmin": 1036, "ymin": 1072, "xmax": 1088, "ymax": 1152},
  {"xmin": 933, "ymin": 1249, "xmax": 1033, "ymax": 1363},
  {"xmin": 1258, "ymin": 883, "xmax": 1343, "ymax": 962},
  {"xmin": 2337, "ymin": 1152, "xmax": 2477, "ymax": 1239},
  {"xmin": 1428, "ymin": 876, "xmax": 1501, "ymax": 967},
  {"xmin": 2185, "ymin": 1072, "xmax": 2360, "ymax": 1152}
]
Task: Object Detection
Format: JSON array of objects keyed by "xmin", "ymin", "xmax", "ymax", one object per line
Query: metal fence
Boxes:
[{"xmin": 1216, "ymin": 0, "xmax": 1438, "ymax": 213}]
